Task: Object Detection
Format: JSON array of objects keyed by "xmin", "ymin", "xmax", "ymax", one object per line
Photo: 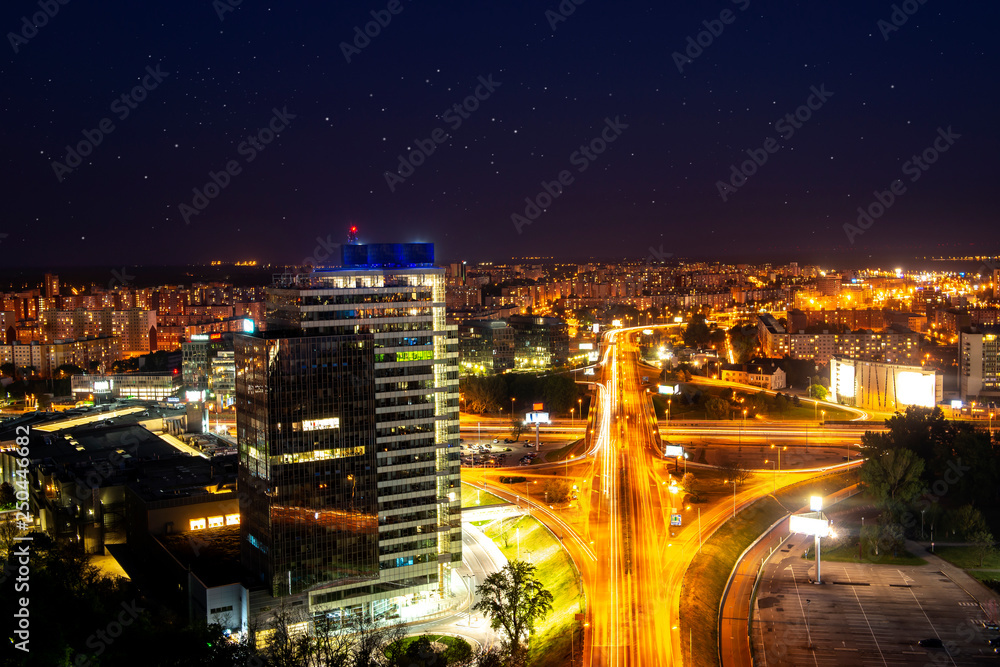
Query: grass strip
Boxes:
[{"xmin": 481, "ymin": 515, "xmax": 585, "ymax": 667}]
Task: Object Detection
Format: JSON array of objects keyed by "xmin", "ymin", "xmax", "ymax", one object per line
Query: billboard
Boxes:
[
  {"xmin": 579, "ymin": 342, "xmax": 594, "ymax": 350},
  {"xmin": 658, "ymin": 384, "xmax": 679, "ymax": 395},
  {"xmin": 663, "ymin": 444, "xmax": 684, "ymax": 457},
  {"xmin": 789, "ymin": 512, "xmax": 830, "ymax": 537},
  {"xmin": 524, "ymin": 412, "xmax": 550, "ymax": 424},
  {"xmin": 670, "ymin": 514, "xmax": 682, "ymax": 526},
  {"xmin": 896, "ymin": 371, "xmax": 936, "ymax": 408},
  {"xmin": 832, "ymin": 358, "xmax": 855, "ymax": 399}
]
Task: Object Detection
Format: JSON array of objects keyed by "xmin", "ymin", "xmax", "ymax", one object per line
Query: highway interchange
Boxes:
[{"xmin": 460, "ymin": 325, "xmax": 873, "ymax": 666}]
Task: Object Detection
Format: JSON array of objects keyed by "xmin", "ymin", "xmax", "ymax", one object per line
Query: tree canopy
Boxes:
[{"xmin": 473, "ymin": 559, "xmax": 554, "ymax": 666}]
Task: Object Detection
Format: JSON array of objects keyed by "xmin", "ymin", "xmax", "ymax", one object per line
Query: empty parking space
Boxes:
[{"xmin": 753, "ymin": 542, "xmax": 998, "ymax": 666}]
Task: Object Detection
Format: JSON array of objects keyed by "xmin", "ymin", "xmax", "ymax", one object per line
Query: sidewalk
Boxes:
[{"xmin": 906, "ymin": 539, "xmax": 1000, "ymax": 612}]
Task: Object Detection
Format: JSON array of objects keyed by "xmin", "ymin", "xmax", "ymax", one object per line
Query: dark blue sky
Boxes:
[{"xmin": 2, "ymin": 0, "xmax": 997, "ymax": 268}]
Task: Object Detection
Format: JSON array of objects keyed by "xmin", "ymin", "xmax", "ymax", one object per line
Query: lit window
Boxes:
[
  {"xmin": 190, "ymin": 518, "xmax": 207, "ymax": 530},
  {"xmin": 208, "ymin": 516, "xmax": 224, "ymax": 528},
  {"xmin": 225, "ymin": 514, "xmax": 240, "ymax": 526}
]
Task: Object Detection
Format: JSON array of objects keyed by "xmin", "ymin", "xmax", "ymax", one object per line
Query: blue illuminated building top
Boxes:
[{"xmin": 341, "ymin": 243, "xmax": 435, "ymax": 269}]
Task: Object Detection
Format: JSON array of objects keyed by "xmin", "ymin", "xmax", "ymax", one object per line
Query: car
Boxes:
[
  {"xmin": 524, "ymin": 443, "xmax": 534, "ymax": 448},
  {"xmin": 493, "ymin": 439, "xmax": 499, "ymax": 444},
  {"xmin": 503, "ymin": 438, "xmax": 512, "ymax": 443},
  {"xmin": 918, "ymin": 638, "xmax": 943, "ymax": 648}
]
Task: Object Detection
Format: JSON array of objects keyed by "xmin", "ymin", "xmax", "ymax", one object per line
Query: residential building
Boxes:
[
  {"xmin": 721, "ymin": 359, "xmax": 787, "ymax": 390},
  {"xmin": 959, "ymin": 326, "xmax": 1000, "ymax": 400}
]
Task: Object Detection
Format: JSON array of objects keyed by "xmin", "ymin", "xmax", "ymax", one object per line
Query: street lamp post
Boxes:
[
  {"xmin": 921, "ymin": 509, "xmax": 926, "ymax": 540},
  {"xmin": 726, "ymin": 479, "xmax": 737, "ymax": 518}
]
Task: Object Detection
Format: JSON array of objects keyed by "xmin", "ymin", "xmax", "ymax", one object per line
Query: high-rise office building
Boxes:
[{"xmin": 235, "ymin": 243, "xmax": 461, "ymax": 625}]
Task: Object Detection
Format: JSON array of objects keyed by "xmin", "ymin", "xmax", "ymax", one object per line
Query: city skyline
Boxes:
[{"xmin": 3, "ymin": 1, "xmax": 999, "ymax": 267}]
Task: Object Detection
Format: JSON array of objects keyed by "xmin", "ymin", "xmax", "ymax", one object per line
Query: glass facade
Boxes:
[
  {"xmin": 238, "ymin": 253, "xmax": 461, "ymax": 620},
  {"xmin": 236, "ymin": 334, "xmax": 379, "ymax": 597}
]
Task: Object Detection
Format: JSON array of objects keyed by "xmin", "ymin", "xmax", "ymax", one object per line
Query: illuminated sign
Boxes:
[
  {"xmin": 584, "ymin": 368, "xmax": 595, "ymax": 376},
  {"xmin": 592, "ymin": 323, "xmax": 600, "ymax": 334},
  {"xmin": 524, "ymin": 412, "xmax": 550, "ymax": 424},
  {"xmin": 950, "ymin": 399, "xmax": 964, "ymax": 409},
  {"xmin": 611, "ymin": 319, "xmax": 622, "ymax": 327},
  {"xmin": 579, "ymin": 343, "xmax": 594, "ymax": 350},
  {"xmin": 642, "ymin": 329, "xmax": 653, "ymax": 335},
  {"xmin": 185, "ymin": 390, "xmax": 205, "ymax": 402},
  {"xmin": 896, "ymin": 371, "xmax": 935, "ymax": 408},
  {"xmin": 242, "ymin": 318, "xmax": 255, "ymax": 333},
  {"xmin": 533, "ymin": 403, "xmax": 544, "ymax": 411},
  {"xmin": 93, "ymin": 381, "xmax": 111, "ymax": 393},
  {"xmin": 834, "ymin": 359, "xmax": 855, "ymax": 399},
  {"xmin": 664, "ymin": 444, "xmax": 684, "ymax": 457},
  {"xmin": 210, "ymin": 333, "xmax": 222, "ymax": 341},
  {"xmin": 789, "ymin": 512, "xmax": 830, "ymax": 537},
  {"xmin": 587, "ymin": 351, "xmax": 599, "ymax": 362},
  {"xmin": 190, "ymin": 334, "xmax": 210, "ymax": 341},
  {"xmin": 810, "ymin": 496, "xmax": 823, "ymax": 511},
  {"xmin": 301, "ymin": 418, "xmax": 341, "ymax": 431},
  {"xmin": 670, "ymin": 514, "xmax": 682, "ymax": 526},
  {"xmin": 658, "ymin": 384, "xmax": 679, "ymax": 395}
]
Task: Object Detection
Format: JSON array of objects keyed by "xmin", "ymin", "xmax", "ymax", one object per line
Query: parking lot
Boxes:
[{"xmin": 752, "ymin": 541, "xmax": 1000, "ymax": 666}]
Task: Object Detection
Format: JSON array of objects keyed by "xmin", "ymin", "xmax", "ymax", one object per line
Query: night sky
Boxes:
[{"xmin": 2, "ymin": 0, "xmax": 998, "ymax": 268}]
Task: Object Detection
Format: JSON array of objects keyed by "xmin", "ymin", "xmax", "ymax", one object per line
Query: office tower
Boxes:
[{"xmin": 235, "ymin": 243, "xmax": 461, "ymax": 623}]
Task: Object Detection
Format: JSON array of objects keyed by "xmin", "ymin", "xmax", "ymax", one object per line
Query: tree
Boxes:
[
  {"xmin": 971, "ymin": 530, "xmax": 996, "ymax": 567},
  {"xmin": 682, "ymin": 316, "xmax": 711, "ymax": 348},
  {"xmin": 509, "ymin": 417, "xmax": 525, "ymax": 442},
  {"xmin": 391, "ymin": 635, "xmax": 446, "ymax": 667},
  {"xmin": 261, "ymin": 600, "xmax": 314, "ymax": 667},
  {"xmin": 1, "ymin": 362, "xmax": 17, "ymax": 378},
  {"xmin": 718, "ymin": 457, "xmax": 752, "ymax": 486},
  {"xmin": 861, "ymin": 522, "xmax": 882, "ymax": 557},
  {"xmin": 544, "ymin": 479, "xmax": 572, "ymax": 504},
  {"xmin": 473, "ymin": 559, "xmax": 554, "ymax": 666},
  {"xmin": 808, "ymin": 384, "xmax": 828, "ymax": 400},
  {"xmin": 951, "ymin": 504, "xmax": 988, "ymax": 540},
  {"xmin": 345, "ymin": 613, "xmax": 406, "ymax": 667},
  {"xmin": 681, "ymin": 472, "xmax": 704, "ymax": 502},
  {"xmin": 473, "ymin": 645, "xmax": 507, "ymax": 667},
  {"xmin": 860, "ymin": 447, "xmax": 925, "ymax": 519},
  {"xmin": 879, "ymin": 519, "xmax": 905, "ymax": 558},
  {"xmin": 0, "ymin": 481, "xmax": 15, "ymax": 509},
  {"xmin": 705, "ymin": 396, "xmax": 729, "ymax": 420},
  {"xmin": 55, "ymin": 363, "xmax": 85, "ymax": 377},
  {"xmin": 462, "ymin": 376, "xmax": 506, "ymax": 414}
]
